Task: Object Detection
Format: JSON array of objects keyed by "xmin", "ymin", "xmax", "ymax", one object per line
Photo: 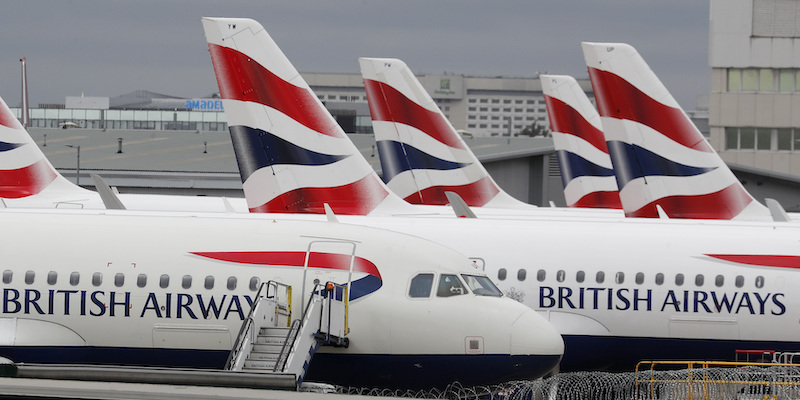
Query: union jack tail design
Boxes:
[
  {"xmin": 202, "ymin": 18, "xmax": 410, "ymax": 215},
  {"xmin": 359, "ymin": 57, "xmax": 532, "ymax": 209},
  {"xmin": 0, "ymin": 96, "xmax": 91, "ymax": 203},
  {"xmin": 582, "ymin": 42, "xmax": 770, "ymax": 220},
  {"xmin": 540, "ymin": 75, "xmax": 622, "ymax": 209}
]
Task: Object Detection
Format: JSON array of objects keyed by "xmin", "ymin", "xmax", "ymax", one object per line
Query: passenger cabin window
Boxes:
[
  {"xmin": 409, "ymin": 273, "xmax": 434, "ymax": 298},
  {"xmin": 576, "ymin": 271, "xmax": 585, "ymax": 283},
  {"xmin": 715, "ymin": 275, "xmax": 724, "ymax": 287},
  {"xmin": 25, "ymin": 271, "xmax": 34, "ymax": 285},
  {"xmin": 517, "ymin": 269, "xmax": 526, "ymax": 281},
  {"xmin": 675, "ymin": 274, "xmax": 684, "ymax": 286},
  {"xmin": 536, "ymin": 269, "xmax": 546, "ymax": 282},
  {"xmin": 735, "ymin": 275, "xmax": 744, "ymax": 288},
  {"xmin": 2, "ymin": 270, "xmax": 11, "ymax": 284},
  {"xmin": 655, "ymin": 273, "xmax": 664, "ymax": 285},
  {"xmin": 461, "ymin": 274, "xmax": 502, "ymax": 297},
  {"xmin": 615, "ymin": 272, "xmax": 624, "ymax": 284},
  {"xmin": 92, "ymin": 273, "xmax": 102, "ymax": 287},
  {"xmin": 437, "ymin": 274, "xmax": 466, "ymax": 297},
  {"xmin": 227, "ymin": 276, "xmax": 237, "ymax": 290},
  {"xmin": 47, "ymin": 271, "xmax": 57, "ymax": 285},
  {"xmin": 160, "ymin": 274, "xmax": 169, "ymax": 289},
  {"xmin": 115, "ymin": 273, "xmax": 124, "ymax": 287},
  {"xmin": 137, "ymin": 274, "xmax": 147, "ymax": 288},
  {"xmin": 695, "ymin": 274, "xmax": 704, "ymax": 287},
  {"xmin": 595, "ymin": 271, "xmax": 605, "ymax": 284},
  {"xmin": 635, "ymin": 272, "xmax": 644, "ymax": 285},
  {"xmin": 182, "ymin": 275, "xmax": 192, "ymax": 289},
  {"xmin": 755, "ymin": 276, "xmax": 765, "ymax": 288},
  {"xmin": 205, "ymin": 276, "xmax": 214, "ymax": 290},
  {"xmin": 70, "ymin": 272, "xmax": 79, "ymax": 286},
  {"xmin": 497, "ymin": 268, "xmax": 507, "ymax": 281},
  {"xmin": 249, "ymin": 277, "xmax": 260, "ymax": 291},
  {"xmin": 556, "ymin": 270, "xmax": 565, "ymax": 282}
]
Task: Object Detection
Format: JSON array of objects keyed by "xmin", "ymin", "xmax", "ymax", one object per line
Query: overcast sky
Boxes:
[{"xmin": 0, "ymin": 1, "xmax": 710, "ymax": 111}]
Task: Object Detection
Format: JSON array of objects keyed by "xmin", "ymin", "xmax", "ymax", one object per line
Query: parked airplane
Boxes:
[
  {"xmin": 202, "ymin": 17, "xmax": 800, "ymax": 372},
  {"xmin": 0, "ymin": 97, "xmax": 247, "ymax": 212},
  {"xmin": 540, "ymin": 74, "xmax": 622, "ymax": 210},
  {"xmin": 582, "ymin": 42, "xmax": 772, "ymax": 221},
  {"xmin": 0, "ymin": 207, "xmax": 562, "ymax": 389},
  {"xmin": 359, "ymin": 57, "xmax": 531, "ymax": 209}
]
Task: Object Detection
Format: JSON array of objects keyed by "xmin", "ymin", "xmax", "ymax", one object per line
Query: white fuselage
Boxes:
[{"xmin": 0, "ymin": 208, "xmax": 562, "ymax": 389}]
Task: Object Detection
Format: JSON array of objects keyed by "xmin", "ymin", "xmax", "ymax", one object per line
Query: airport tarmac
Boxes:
[{"xmin": 0, "ymin": 377, "xmax": 401, "ymax": 400}]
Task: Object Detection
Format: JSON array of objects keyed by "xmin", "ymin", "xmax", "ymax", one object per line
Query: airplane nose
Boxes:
[{"xmin": 511, "ymin": 309, "xmax": 565, "ymax": 356}]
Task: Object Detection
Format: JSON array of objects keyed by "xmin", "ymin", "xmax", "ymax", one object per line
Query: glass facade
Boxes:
[{"xmin": 12, "ymin": 107, "xmax": 228, "ymax": 132}]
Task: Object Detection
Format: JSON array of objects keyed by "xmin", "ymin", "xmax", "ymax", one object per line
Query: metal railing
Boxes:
[
  {"xmin": 225, "ymin": 280, "xmax": 291, "ymax": 371},
  {"xmin": 635, "ymin": 360, "xmax": 800, "ymax": 400}
]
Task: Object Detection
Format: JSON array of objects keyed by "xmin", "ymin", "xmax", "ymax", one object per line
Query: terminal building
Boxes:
[{"xmin": 11, "ymin": 0, "xmax": 800, "ymax": 210}]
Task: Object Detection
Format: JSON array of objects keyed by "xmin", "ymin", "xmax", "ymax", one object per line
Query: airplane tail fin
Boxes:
[
  {"xmin": 0, "ymin": 96, "xmax": 92, "ymax": 204},
  {"xmin": 581, "ymin": 42, "xmax": 771, "ymax": 220},
  {"xmin": 359, "ymin": 57, "xmax": 532, "ymax": 209},
  {"xmin": 540, "ymin": 75, "xmax": 622, "ymax": 209},
  {"xmin": 202, "ymin": 18, "xmax": 410, "ymax": 215}
]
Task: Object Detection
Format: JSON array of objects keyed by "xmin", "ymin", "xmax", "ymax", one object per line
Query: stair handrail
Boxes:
[
  {"xmin": 275, "ymin": 282, "xmax": 323, "ymax": 372},
  {"xmin": 317, "ymin": 282, "xmax": 349, "ymax": 346},
  {"xmin": 225, "ymin": 280, "xmax": 287, "ymax": 371}
]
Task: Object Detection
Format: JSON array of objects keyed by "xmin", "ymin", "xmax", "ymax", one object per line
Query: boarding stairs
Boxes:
[{"xmin": 225, "ymin": 280, "xmax": 349, "ymax": 388}]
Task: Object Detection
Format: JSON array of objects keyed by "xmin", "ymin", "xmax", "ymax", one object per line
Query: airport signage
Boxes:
[{"xmin": 185, "ymin": 99, "xmax": 224, "ymax": 111}]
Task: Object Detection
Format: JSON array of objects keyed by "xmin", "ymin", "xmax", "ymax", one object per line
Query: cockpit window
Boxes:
[
  {"xmin": 437, "ymin": 274, "xmax": 467, "ymax": 297},
  {"xmin": 461, "ymin": 274, "xmax": 503, "ymax": 297},
  {"xmin": 409, "ymin": 273, "xmax": 434, "ymax": 298}
]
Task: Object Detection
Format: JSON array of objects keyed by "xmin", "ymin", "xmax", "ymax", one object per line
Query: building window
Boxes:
[{"xmin": 780, "ymin": 69, "xmax": 794, "ymax": 92}]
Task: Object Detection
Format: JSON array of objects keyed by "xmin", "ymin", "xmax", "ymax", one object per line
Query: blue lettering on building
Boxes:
[{"xmin": 185, "ymin": 99, "xmax": 224, "ymax": 111}]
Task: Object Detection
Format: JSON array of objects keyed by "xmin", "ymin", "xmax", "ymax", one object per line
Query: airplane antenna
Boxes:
[
  {"xmin": 20, "ymin": 58, "xmax": 30, "ymax": 128},
  {"xmin": 323, "ymin": 203, "xmax": 339, "ymax": 222},
  {"xmin": 445, "ymin": 191, "xmax": 477, "ymax": 218},
  {"xmin": 766, "ymin": 198, "xmax": 791, "ymax": 222}
]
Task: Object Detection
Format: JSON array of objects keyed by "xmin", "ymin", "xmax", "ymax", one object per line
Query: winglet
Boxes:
[
  {"xmin": 655, "ymin": 205, "xmax": 669, "ymax": 219},
  {"xmin": 766, "ymin": 198, "xmax": 791, "ymax": 222},
  {"xmin": 90, "ymin": 173, "xmax": 126, "ymax": 210},
  {"xmin": 445, "ymin": 191, "xmax": 477, "ymax": 218}
]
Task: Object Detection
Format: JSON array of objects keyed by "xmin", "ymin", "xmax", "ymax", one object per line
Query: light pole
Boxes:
[{"xmin": 65, "ymin": 144, "xmax": 80, "ymax": 186}]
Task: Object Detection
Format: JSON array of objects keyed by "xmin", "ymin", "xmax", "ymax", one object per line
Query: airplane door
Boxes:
[{"xmin": 300, "ymin": 240, "xmax": 357, "ymax": 312}]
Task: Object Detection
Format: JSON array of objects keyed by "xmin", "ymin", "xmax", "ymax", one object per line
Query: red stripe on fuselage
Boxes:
[
  {"xmin": 207, "ymin": 44, "xmax": 344, "ymax": 138},
  {"xmin": 544, "ymin": 95, "xmax": 609, "ymax": 154},
  {"xmin": 587, "ymin": 67, "xmax": 712, "ymax": 153},
  {"xmin": 706, "ymin": 254, "xmax": 800, "ymax": 269},
  {"xmin": 191, "ymin": 251, "xmax": 381, "ymax": 279},
  {"xmin": 0, "ymin": 159, "xmax": 57, "ymax": 198},
  {"xmin": 363, "ymin": 79, "xmax": 466, "ymax": 150},
  {"xmin": 403, "ymin": 176, "xmax": 500, "ymax": 207},
  {"xmin": 250, "ymin": 175, "xmax": 388, "ymax": 215},
  {"xmin": 626, "ymin": 184, "xmax": 753, "ymax": 219}
]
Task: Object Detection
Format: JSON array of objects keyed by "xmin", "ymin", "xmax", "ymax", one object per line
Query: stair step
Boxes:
[
  {"xmin": 252, "ymin": 343, "xmax": 286, "ymax": 353},
  {"xmin": 244, "ymin": 359, "xmax": 279, "ymax": 370},
  {"xmin": 255, "ymin": 335, "xmax": 290, "ymax": 345},
  {"xmin": 260, "ymin": 327, "xmax": 291, "ymax": 336},
  {"xmin": 248, "ymin": 351, "xmax": 282, "ymax": 361}
]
